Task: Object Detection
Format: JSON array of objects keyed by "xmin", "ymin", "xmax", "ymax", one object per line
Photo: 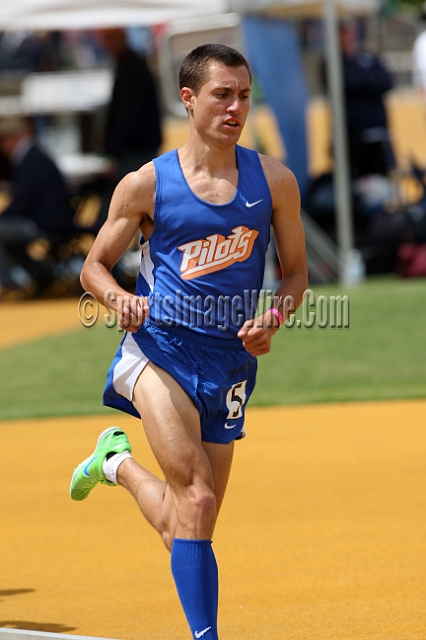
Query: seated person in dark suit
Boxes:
[{"xmin": 0, "ymin": 116, "xmax": 73, "ymax": 294}]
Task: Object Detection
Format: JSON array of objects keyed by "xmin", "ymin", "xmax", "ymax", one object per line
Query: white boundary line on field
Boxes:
[{"xmin": 0, "ymin": 630, "xmax": 121, "ymax": 640}]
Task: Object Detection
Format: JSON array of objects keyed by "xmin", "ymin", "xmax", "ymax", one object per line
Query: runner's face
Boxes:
[{"xmin": 185, "ymin": 63, "xmax": 251, "ymax": 146}]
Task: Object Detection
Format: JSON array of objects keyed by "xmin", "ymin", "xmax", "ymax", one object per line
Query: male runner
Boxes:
[{"xmin": 70, "ymin": 44, "xmax": 308, "ymax": 639}]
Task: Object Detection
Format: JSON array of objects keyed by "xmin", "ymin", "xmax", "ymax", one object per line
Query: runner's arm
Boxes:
[
  {"xmin": 80, "ymin": 162, "xmax": 156, "ymax": 330},
  {"xmin": 238, "ymin": 156, "xmax": 308, "ymax": 355}
]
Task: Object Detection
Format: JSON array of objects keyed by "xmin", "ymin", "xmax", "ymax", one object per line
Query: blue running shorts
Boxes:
[{"xmin": 103, "ymin": 318, "xmax": 257, "ymax": 444}]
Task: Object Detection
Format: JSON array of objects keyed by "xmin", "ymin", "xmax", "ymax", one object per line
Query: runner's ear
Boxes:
[{"xmin": 180, "ymin": 87, "xmax": 195, "ymax": 113}]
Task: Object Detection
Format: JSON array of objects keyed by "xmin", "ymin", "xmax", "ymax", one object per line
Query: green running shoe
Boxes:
[{"xmin": 70, "ymin": 426, "xmax": 132, "ymax": 501}]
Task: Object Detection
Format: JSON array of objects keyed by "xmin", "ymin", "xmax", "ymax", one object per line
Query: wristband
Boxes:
[{"xmin": 269, "ymin": 307, "xmax": 283, "ymax": 327}]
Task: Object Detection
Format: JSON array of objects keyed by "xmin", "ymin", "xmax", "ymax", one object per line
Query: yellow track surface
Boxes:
[
  {"xmin": 1, "ymin": 401, "xmax": 425, "ymax": 640},
  {"xmin": 0, "ymin": 300, "xmax": 81, "ymax": 348}
]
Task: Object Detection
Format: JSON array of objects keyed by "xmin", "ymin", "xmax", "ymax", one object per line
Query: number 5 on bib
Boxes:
[{"xmin": 226, "ymin": 380, "xmax": 247, "ymax": 419}]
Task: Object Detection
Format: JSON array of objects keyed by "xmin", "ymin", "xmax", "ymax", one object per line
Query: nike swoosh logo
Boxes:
[
  {"xmin": 195, "ymin": 628, "xmax": 211, "ymax": 639},
  {"xmin": 224, "ymin": 423, "xmax": 237, "ymax": 429},
  {"xmin": 83, "ymin": 456, "xmax": 98, "ymax": 477},
  {"xmin": 245, "ymin": 199, "xmax": 263, "ymax": 208}
]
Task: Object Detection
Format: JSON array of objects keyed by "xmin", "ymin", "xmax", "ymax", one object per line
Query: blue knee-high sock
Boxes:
[{"xmin": 171, "ymin": 538, "xmax": 219, "ymax": 640}]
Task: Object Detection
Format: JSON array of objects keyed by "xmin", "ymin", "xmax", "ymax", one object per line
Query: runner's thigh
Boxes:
[{"xmin": 132, "ymin": 361, "xmax": 214, "ymax": 491}]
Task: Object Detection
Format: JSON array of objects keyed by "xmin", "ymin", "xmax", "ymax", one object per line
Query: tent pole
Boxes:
[{"xmin": 323, "ymin": 0, "xmax": 355, "ymax": 285}]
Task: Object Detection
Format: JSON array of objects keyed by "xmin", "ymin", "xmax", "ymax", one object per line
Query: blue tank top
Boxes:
[{"xmin": 135, "ymin": 145, "xmax": 273, "ymax": 339}]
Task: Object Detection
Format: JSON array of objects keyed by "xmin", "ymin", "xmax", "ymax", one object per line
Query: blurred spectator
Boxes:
[
  {"xmin": 338, "ymin": 18, "xmax": 396, "ymax": 179},
  {"xmin": 0, "ymin": 30, "xmax": 65, "ymax": 72},
  {"xmin": 60, "ymin": 30, "xmax": 109, "ymax": 70},
  {"xmin": 0, "ymin": 146, "xmax": 12, "ymax": 181},
  {"xmin": 0, "ymin": 116, "xmax": 73, "ymax": 296},
  {"xmin": 412, "ymin": 6, "xmax": 426, "ymax": 103},
  {"xmin": 0, "ymin": 29, "xmax": 107, "ymax": 72},
  {"xmin": 307, "ymin": 20, "xmax": 402, "ymax": 275},
  {"xmin": 30, "ymin": 31, "xmax": 64, "ymax": 72},
  {"xmin": 96, "ymin": 27, "xmax": 162, "ymax": 225}
]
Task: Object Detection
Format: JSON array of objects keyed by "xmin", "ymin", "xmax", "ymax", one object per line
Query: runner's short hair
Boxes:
[{"xmin": 179, "ymin": 44, "xmax": 252, "ymax": 95}]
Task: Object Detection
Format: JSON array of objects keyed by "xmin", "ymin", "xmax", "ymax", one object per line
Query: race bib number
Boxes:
[{"xmin": 226, "ymin": 380, "xmax": 247, "ymax": 419}]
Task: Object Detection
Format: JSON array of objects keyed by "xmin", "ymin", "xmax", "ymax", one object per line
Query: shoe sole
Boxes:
[{"xmin": 70, "ymin": 426, "xmax": 122, "ymax": 499}]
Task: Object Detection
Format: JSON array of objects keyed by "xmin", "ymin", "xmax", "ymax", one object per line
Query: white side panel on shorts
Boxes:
[
  {"xmin": 112, "ymin": 333, "xmax": 149, "ymax": 401},
  {"xmin": 140, "ymin": 240, "xmax": 154, "ymax": 292}
]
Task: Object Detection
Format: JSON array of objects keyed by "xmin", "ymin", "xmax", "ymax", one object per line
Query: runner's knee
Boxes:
[
  {"xmin": 178, "ymin": 483, "xmax": 217, "ymax": 529},
  {"xmin": 160, "ymin": 485, "xmax": 216, "ymax": 550}
]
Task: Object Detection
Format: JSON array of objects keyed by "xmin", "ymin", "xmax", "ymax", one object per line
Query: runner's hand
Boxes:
[
  {"xmin": 237, "ymin": 311, "xmax": 280, "ymax": 356},
  {"xmin": 118, "ymin": 295, "xmax": 149, "ymax": 333}
]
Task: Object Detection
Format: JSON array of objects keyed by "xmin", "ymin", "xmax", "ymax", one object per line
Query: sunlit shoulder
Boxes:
[
  {"xmin": 258, "ymin": 153, "xmax": 300, "ymax": 211},
  {"xmin": 112, "ymin": 161, "xmax": 156, "ymax": 217}
]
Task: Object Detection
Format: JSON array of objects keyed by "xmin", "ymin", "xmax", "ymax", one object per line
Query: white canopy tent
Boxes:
[
  {"xmin": 0, "ymin": 0, "xmax": 228, "ymax": 31},
  {"xmin": 229, "ymin": 0, "xmax": 377, "ymax": 17},
  {"xmin": 0, "ymin": 0, "xmax": 378, "ymax": 29}
]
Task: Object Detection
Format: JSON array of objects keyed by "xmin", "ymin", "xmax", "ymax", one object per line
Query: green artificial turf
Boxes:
[
  {"xmin": 0, "ymin": 321, "xmax": 122, "ymax": 420},
  {"xmin": 252, "ymin": 276, "xmax": 426, "ymax": 405},
  {"xmin": 0, "ymin": 276, "xmax": 425, "ymax": 421}
]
